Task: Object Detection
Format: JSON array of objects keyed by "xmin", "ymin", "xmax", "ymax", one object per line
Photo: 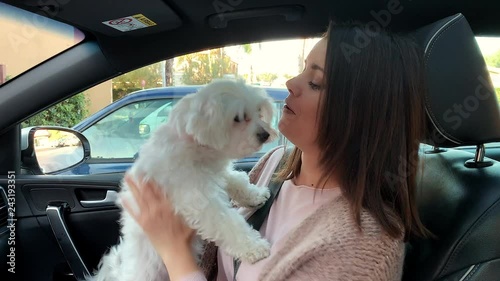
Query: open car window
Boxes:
[
  {"xmin": 21, "ymin": 38, "xmax": 320, "ymax": 174},
  {"xmin": 20, "ymin": 36, "xmax": 500, "ymax": 171},
  {"xmin": 477, "ymin": 37, "xmax": 500, "ymax": 91}
]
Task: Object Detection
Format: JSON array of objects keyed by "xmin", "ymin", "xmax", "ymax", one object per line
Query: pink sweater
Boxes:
[
  {"xmin": 219, "ymin": 180, "xmax": 342, "ymax": 281},
  {"xmin": 182, "ymin": 147, "xmax": 405, "ymax": 281}
]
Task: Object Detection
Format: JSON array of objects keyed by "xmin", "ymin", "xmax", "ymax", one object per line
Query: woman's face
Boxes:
[{"xmin": 279, "ymin": 38, "xmax": 327, "ymax": 151}]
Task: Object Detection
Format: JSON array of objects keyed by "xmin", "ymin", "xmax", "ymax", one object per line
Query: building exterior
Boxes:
[{"xmin": 0, "ymin": 12, "xmax": 111, "ymax": 116}]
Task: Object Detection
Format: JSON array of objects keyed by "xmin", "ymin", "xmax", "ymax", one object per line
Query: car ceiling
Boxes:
[
  {"xmin": 0, "ymin": 0, "xmax": 499, "ymax": 133},
  {"xmin": 3, "ymin": 0, "xmax": 500, "ymax": 71}
]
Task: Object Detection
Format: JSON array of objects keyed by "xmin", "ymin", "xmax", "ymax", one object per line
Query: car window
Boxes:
[
  {"xmin": 447, "ymin": 37, "xmax": 500, "ymax": 152},
  {"xmin": 138, "ymin": 101, "xmax": 177, "ymax": 137},
  {"xmin": 476, "ymin": 37, "xmax": 500, "ymax": 101},
  {"xmin": 82, "ymin": 99, "xmax": 175, "ymax": 159},
  {"xmin": 82, "ymin": 97, "xmax": 284, "ymax": 160},
  {"xmin": 0, "ymin": 3, "xmax": 84, "ymax": 85},
  {"xmin": 456, "ymin": 36, "xmax": 500, "ymax": 150},
  {"xmin": 21, "ymin": 38, "xmax": 322, "ymax": 174}
]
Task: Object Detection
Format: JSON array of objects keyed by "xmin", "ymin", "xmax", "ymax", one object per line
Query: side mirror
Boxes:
[
  {"xmin": 138, "ymin": 124, "xmax": 151, "ymax": 136},
  {"xmin": 21, "ymin": 126, "xmax": 91, "ymax": 174}
]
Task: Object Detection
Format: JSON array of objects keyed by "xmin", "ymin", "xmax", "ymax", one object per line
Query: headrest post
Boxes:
[
  {"xmin": 474, "ymin": 144, "xmax": 485, "ymax": 163},
  {"xmin": 424, "ymin": 146, "xmax": 446, "ymax": 154},
  {"xmin": 464, "ymin": 144, "xmax": 493, "ymax": 168}
]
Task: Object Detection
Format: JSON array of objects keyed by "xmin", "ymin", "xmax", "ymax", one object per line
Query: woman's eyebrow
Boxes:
[
  {"xmin": 311, "ymin": 63, "xmax": 324, "ymax": 72},
  {"xmin": 305, "ymin": 60, "xmax": 324, "ymax": 72}
]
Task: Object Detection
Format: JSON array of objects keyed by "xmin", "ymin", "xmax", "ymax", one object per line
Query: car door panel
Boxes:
[
  {"xmin": 2, "ymin": 160, "xmax": 256, "ymax": 281},
  {"xmin": 64, "ymin": 159, "xmax": 256, "ymax": 175},
  {"xmin": 1, "ymin": 174, "xmax": 122, "ymax": 281}
]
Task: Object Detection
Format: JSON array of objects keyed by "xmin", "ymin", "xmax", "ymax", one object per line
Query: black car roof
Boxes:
[{"xmin": 3, "ymin": 0, "xmax": 500, "ymax": 74}]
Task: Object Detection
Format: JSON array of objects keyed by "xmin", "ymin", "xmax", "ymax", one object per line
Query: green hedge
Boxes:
[{"xmin": 22, "ymin": 92, "xmax": 89, "ymax": 128}]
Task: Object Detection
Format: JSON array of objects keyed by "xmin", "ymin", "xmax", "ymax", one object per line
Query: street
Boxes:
[{"xmin": 35, "ymin": 146, "xmax": 84, "ymax": 173}]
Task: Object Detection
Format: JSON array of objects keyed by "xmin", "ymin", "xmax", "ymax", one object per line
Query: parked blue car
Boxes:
[{"xmin": 61, "ymin": 86, "xmax": 288, "ymax": 175}]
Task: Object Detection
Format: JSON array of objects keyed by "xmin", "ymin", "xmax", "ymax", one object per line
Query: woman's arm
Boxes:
[{"xmin": 122, "ymin": 174, "xmax": 207, "ymax": 281}]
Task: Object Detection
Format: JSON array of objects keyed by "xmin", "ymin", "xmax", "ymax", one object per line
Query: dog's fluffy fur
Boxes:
[{"xmin": 86, "ymin": 80, "xmax": 277, "ymax": 281}]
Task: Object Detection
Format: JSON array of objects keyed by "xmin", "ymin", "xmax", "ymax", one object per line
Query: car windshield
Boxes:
[{"xmin": 0, "ymin": 3, "xmax": 84, "ymax": 85}]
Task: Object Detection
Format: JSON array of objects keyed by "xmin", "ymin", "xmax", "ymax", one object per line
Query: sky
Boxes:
[
  {"xmin": 223, "ymin": 36, "xmax": 500, "ymax": 88},
  {"xmin": 225, "ymin": 38, "xmax": 321, "ymax": 79},
  {"xmin": 476, "ymin": 37, "xmax": 500, "ymax": 56},
  {"xmin": 227, "ymin": 36, "xmax": 500, "ymax": 81}
]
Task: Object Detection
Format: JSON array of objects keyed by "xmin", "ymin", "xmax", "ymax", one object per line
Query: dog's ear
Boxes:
[
  {"xmin": 185, "ymin": 93, "xmax": 230, "ymax": 150},
  {"xmin": 169, "ymin": 93, "xmax": 197, "ymax": 135},
  {"xmin": 258, "ymin": 92, "xmax": 275, "ymax": 124}
]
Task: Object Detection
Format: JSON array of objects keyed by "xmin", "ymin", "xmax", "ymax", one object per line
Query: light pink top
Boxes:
[
  {"xmin": 217, "ymin": 180, "xmax": 341, "ymax": 281},
  {"xmin": 180, "ymin": 148, "xmax": 341, "ymax": 281}
]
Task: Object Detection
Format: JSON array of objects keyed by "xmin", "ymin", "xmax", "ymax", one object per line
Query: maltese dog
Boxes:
[{"xmin": 86, "ymin": 79, "xmax": 277, "ymax": 281}]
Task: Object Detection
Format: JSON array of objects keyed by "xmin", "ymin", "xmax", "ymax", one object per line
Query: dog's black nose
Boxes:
[{"xmin": 257, "ymin": 131, "xmax": 270, "ymax": 143}]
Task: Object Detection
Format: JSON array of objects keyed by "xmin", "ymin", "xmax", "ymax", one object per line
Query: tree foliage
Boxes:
[
  {"xmin": 485, "ymin": 50, "xmax": 500, "ymax": 68},
  {"xmin": 22, "ymin": 92, "xmax": 89, "ymax": 128},
  {"xmin": 177, "ymin": 49, "xmax": 237, "ymax": 85},
  {"xmin": 256, "ymin": 72, "xmax": 278, "ymax": 84},
  {"xmin": 242, "ymin": 44, "xmax": 252, "ymax": 54},
  {"xmin": 112, "ymin": 62, "xmax": 163, "ymax": 100}
]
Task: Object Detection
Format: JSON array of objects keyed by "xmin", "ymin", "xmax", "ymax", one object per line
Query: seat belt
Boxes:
[{"xmin": 232, "ymin": 150, "xmax": 287, "ymax": 281}]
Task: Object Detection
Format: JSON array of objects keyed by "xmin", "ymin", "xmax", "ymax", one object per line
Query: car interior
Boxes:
[
  {"xmin": 0, "ymin": 0, "xmax": 500, "ymax": 281},
  {"xmin": 403, "ymin": 14, "xmax": 500, "ymax": 280}
]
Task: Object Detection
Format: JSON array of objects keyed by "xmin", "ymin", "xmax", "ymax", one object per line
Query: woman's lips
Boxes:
[{"xmin": 284, "ymin": 104, "xmax": 295, "ymax": 114}]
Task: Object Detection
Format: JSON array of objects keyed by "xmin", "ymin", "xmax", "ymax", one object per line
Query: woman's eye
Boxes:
[
  {"xmin": 308, "ymin": 81, "xmax": 321, "ymax": 91},
  {"xmin": 234, "ymin": 116, "xmax": 240, "ymax": 122}
]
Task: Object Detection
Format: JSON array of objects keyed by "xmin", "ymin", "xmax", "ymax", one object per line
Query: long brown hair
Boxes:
[{"xmin": 277, "ymin": 22, "xmax": 430, "ymax": 240}]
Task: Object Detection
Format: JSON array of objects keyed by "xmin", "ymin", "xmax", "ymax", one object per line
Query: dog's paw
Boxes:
[
  {"xmin": 251, "ymin": 186, "xmax": 271, "ymax": 208},
  {"xmin": 236, "ymin": 185, "xmax": 270, "ymax": 208},
  {"xmin": 239, "ymin": 238, "xmax": 271, "ymax": 264}
]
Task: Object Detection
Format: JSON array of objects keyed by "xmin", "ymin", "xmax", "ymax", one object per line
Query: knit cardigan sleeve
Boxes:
[
  {"xmin": 260, "ymin": 203, "xmax": 406, "ymax": 281},
  {"xmin": 285, "ymin": 236, "xmax": 405, "ymax": 281}
]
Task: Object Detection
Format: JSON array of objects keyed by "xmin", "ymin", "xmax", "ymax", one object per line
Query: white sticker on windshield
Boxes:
[{"xmin": 102, "ymin": 14, "xmax": 157, "ymax": 32}]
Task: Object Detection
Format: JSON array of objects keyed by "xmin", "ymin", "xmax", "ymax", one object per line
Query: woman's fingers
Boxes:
[
  {"xmin": 147, "ymin": 179, "xmax": 164, "ymax": 198},
  {"xmin": 124, "ymin": 173, "xmax": 172, "ymax": 221},
  {"xmin": 124, "ymin": 173, "xmax": 145, "ymax": 208},
  {"xmin": 141, "ymin": 180, "xmax": 161, "ymax": 206},
  {"xmin": 121, "ymin": 196, "xmax": 139, "ymax": 220}
]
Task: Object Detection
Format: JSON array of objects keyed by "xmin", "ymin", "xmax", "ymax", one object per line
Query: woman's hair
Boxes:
[{"xmin": 277, "ymin": 21, "xmax": 431, "ymax": 240}]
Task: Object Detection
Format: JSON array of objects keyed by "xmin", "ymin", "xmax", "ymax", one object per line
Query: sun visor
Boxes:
[{"xmin": 25, "ymin": 0, "xmax": 182, "ymax": 37}]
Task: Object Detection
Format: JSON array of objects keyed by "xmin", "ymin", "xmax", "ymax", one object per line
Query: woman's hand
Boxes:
[{"xmin": 122, "ymin": 173, "xmax": 201, "ymax": 280}]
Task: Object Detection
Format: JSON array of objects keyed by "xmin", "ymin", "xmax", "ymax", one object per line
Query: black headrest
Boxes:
[{"xmin": 411, "ymin": 14, "xmax": 500, "ymax": 148}]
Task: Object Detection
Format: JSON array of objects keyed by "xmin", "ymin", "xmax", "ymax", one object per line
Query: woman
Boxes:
[{"xmin": 123, "ymin": 21, "xmax": 431, "ymax": 281}]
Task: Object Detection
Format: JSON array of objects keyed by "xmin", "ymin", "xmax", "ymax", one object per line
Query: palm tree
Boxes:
[{"xmin": 164, "ymin": 58, "xmax": 174, "ymax": 86}]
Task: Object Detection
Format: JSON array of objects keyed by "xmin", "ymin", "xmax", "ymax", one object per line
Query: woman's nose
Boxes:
[{"xmin": 285, "ymin": 77, "xmax": 299, "ymax": 97}]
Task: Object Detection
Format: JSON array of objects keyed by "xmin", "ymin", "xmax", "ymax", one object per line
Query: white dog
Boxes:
[{"xmin": 86, "ymin": 79, "xmax": 277, "ymax": 281}]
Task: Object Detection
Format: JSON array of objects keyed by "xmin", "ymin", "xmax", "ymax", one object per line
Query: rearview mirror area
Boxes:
[{"xmin": 21, "ymin": 126, "xmax": 91, "ymax": 174}]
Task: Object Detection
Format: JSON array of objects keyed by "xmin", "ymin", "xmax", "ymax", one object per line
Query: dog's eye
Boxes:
[{"xmin": 234, "ymin": 116, "xmax": 240, "ymax": 123}]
